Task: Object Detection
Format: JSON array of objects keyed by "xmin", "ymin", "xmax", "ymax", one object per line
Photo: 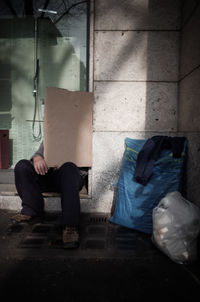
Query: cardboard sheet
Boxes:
[{"xmin": 43, "ymin": 87, "xmax": 93, "ymax": 167}]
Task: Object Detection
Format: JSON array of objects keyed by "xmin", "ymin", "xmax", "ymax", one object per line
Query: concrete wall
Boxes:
[
  {"xmin": 178, "ymin": 0, "xmax": 200, "ymax": 205},
  {"xmin": 88, "ymin": 0, "xmax": 182, "ymax": 212}
]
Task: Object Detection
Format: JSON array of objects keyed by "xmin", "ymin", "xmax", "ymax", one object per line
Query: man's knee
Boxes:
[
  {"xmin": 14, "ymin": 159, "xmax": 33, "ymax": 175},
  {"xmin": 60, "ymin": 162, "xmax": 78, "ymax": 171},
  {"xmin": 59, "ymin": 162, "xmax": 80, "ymax": 179}
]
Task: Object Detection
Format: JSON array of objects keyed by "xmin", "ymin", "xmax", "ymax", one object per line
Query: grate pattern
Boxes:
[{"xmin": 5, "ymin": 214, "xmax": 153, "ymax": 252}]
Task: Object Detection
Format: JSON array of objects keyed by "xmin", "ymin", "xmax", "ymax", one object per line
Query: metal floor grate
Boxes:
[
  {"xmin": 88, "ymin": 215, "xmax": 109, "ymax": 224},
  {"xmin": 4, "ymin": 213, "xmax": 153, "ymax": 253}
]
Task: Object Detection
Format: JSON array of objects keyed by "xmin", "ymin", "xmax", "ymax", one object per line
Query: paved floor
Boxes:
[{"xmin": 0, "ymin": 209, "xmax": 200, "ymax": 301}]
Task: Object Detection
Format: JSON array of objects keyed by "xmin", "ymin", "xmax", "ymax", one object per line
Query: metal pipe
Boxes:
[
  {"xmin": 38, "ymin": 8, "xmax": 57, "ymax": 14},
  {"xmin": 32, "ymin": 17, "xmax": 42, "ymax": 141},
  {"xmin": 33, "ymin": 17, "xmax": 38, "ymax": 97}
]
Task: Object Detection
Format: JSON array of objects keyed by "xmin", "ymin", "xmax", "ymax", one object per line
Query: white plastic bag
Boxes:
[{"xmin": 152, "ymin": 191, "xmax": 200, "ymax": 264}]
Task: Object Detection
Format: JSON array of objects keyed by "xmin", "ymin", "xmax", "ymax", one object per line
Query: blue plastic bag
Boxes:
[{"xmin": 109, "ymin": 137, "xmax": 187, "ymax": 233}]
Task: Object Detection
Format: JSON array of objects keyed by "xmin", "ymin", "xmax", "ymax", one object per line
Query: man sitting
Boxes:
[{"xmin": 12, "ymin": 141, "xmax": 87, "ymax": 249}]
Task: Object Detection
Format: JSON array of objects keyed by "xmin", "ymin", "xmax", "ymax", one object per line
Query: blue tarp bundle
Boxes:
[{"xmin": 109, "ymin": 137, "xmax": 187, "ymax": 233}]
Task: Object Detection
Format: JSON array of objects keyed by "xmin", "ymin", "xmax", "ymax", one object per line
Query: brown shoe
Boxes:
[
  {"xmin": 11, "ymin": 213, "xmax": 32, "ymax": 223},
  {"xmin": 62, "ymin": 226, "xmax": 80, "ymax": 249},
  {"xmin": 11, "ymin": 213, "xmax": 43, "ymax": 224}
]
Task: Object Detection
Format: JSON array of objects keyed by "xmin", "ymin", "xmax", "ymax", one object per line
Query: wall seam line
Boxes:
[
  {"xmin": 94, "ymin": 29, "xmax": 180, "ymax": 32},
  {"xmin": 179, "ymin": 65, "xmax": 200, "ymax": 82},
  {"xmin": 94, "ymin": 80, "xmax": 179, "ymax": 83}
]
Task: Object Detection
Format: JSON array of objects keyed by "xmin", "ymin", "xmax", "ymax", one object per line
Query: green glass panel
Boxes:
[{"xmin": 0, "ymin": 2, "xmax": 88, "ymax": 167}]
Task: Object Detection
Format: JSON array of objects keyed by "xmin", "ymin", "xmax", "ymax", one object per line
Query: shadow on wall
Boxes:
[
  {"xmin": 145, "ymin": 31, "xmax": 179, "ymax": 133},
  {"xmin": 145, "ymin": 0, "xmax": 179, "ymax": 133},
  {"xmin": 92, "ymin": 0, "xmax": 182, "ymax": 211},
  {"xmin": 38, "ymin": 17, "xmax": 87, "ymax": 98}
]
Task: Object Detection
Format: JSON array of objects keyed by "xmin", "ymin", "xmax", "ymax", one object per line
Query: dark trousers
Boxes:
[{"xmin": 14, "ymin": 160, "xmax": 83, "ymax": 226}]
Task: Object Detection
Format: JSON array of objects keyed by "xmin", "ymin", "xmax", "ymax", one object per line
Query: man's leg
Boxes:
[
  {"xmin": 54, "ymin": 162, "xmax": 83, "ymax": 227},
  {"xmin": 53, "ymin": 162, "xmax": 83, "ymax": 248},
  {"xmin": 14, "ymin": 159, "xmax": 45, "ymax": 217}
]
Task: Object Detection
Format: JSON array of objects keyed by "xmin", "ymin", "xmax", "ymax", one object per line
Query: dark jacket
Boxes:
[{"xmin": 134, "ymin": 136, "xmax": 186, "ymax": 185}]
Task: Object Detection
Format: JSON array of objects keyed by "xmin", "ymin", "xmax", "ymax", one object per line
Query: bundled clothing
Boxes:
[{"xmin": 134, "ymin": 136, "xmax": 186, "ymax": 185}]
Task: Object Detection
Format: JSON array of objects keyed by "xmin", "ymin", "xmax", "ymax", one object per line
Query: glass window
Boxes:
[{"xmin": 0, "ymin": 0, "xmax": 88, "ymax": 166}]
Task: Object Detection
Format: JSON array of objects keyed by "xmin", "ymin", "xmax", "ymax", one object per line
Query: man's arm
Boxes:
[
  {"xmin": 31, "ymin": 141, "xmax": 44, "ymax": 159},
  {"xmin": 31, "ymin": 142, "xmax": 48, "ymax": 175}
]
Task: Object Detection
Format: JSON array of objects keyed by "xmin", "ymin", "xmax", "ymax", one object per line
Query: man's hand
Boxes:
[{"xmin": 33, "ymin": 155, "xmax": 48, "ymax": 175}]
